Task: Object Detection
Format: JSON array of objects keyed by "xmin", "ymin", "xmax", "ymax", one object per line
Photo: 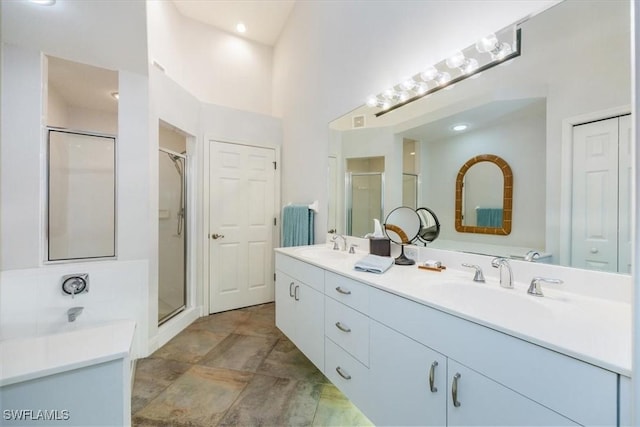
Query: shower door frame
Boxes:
[
  {"xmin": 346, "ymin": 171, "xmax": 385, "ymax": 237},
  {"xmin": 158, "ymin": 147, "xmax": 188, "ymax": 325}
]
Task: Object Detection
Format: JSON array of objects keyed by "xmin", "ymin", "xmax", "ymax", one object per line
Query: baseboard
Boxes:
[{"xmin": 147, "ymin": 306, "xmax": 201, "ymax": 354}]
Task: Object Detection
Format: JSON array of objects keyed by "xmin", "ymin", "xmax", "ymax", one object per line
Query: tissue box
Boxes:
[{"xmin": 369, "ymin": 238, "xmax": 391, "ymax": 257}]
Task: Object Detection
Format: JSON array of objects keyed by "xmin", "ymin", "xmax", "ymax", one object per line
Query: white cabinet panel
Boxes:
[
  {"xmin": 368, "ymin": 320, "xmax": 447, "ymax": 426},
  {"xmin": 619, "ymin": 375, "xmax": 632, "ymax": 426},
  {"xmin": 324, "ymin": 337, "xmax": 370, "ymax": 415},
  {"xmin": 275, "ymin": 253, "xmax": 324, "ymax": 292},
  {"xmin": 275, "ymin": 266, "xmax": 324, "ymax": 370},
  {"xmin": 325, "ymin": 297, "xmax": 370, "ymax": 366},
  {"xmin": 325, "ymin": 271, "xmax": 370, "ymax": 314},
  {"xmin": 447, "ymin": 360, "xmax": 577, "ymax": 426}
]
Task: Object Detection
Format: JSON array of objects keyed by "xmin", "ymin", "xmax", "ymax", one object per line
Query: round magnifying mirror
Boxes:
[
  {"xmin": 384, "ymin": 206, "xmax": 421, "ymax": 265},
  {"xmin": 415, "ymin": 207, "xmax": 440, "ymax": 245}
]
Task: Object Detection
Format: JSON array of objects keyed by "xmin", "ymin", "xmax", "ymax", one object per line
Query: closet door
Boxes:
[{"xmin": 571, "ymin": 117, "xmax": 619, "ymax": 272}]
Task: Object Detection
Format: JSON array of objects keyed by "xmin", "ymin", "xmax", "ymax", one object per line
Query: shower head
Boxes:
[{"xmin": 165, "ymin": 152, "xmax": 183, "ymax": 176}]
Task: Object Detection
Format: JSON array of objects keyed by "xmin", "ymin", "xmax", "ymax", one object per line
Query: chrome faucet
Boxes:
[
  {"xmin": 524, "ymin": 250, "xmax": 541, "ymax": 262},
  {"xmin": 461, "ymin": 264, "xmax": 485, "ymax": 282},
  {"xmin": 332, "ymin": 234, "xmax": 347, "ymax": 251},
  {"xmin": 527, "ymin": 277, "xmax": 563, "ymax": 297},
  {"xmin": 67, "ymin": 307, "xmax": 84, "ymax": 322},
  {"xmin": 491, "ymin": 257, "xmax": 513, "ymax": 289}
]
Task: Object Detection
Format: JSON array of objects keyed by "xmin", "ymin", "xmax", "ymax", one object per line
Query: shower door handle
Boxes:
[{"xmin": 211, "ymin": 233, "xmax": 225, "ymax": 239}]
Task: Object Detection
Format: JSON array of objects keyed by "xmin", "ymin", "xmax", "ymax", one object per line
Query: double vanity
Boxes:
[{"xmin": 275, "ymin": 243, "xmax": 632, "ymax": 426}]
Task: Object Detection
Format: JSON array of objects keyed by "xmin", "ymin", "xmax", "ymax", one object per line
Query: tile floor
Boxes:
[{"xmin": 131, "ymin": 303, "xmax": 372, "ymax": 427}]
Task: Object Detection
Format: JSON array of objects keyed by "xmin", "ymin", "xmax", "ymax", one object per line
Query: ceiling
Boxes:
[{"xmin": 171, "ymin": 0, "xmax": 296, "ymax": 46}]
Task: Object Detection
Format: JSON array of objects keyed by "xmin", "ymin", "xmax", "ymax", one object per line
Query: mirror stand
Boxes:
[{"xmin": 395, "ymin": 245, "xmax": 415, "ymax": 265}]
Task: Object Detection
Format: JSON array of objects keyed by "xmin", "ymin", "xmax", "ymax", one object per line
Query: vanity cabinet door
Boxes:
[
  {"xmin": 368, "ymin": 320, "xmax": 447, "ymax": 426},
  {"xmin": 446, "ymin": 360, "xmax": 578, "ymax": 426},
  {"xmin": 275, "ymin": 270, "xmax": 324, "ymax": 370}
]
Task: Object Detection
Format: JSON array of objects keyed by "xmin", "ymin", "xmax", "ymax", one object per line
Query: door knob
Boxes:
[{"xmin": 211, "ymin": 233, "xmax": 225, "ymax": 239}]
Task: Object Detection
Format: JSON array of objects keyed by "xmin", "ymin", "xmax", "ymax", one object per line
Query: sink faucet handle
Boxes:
[
  {"xmin": 349, "ymin": 244, "xmax": 358, "ymax": 254},
  {"xmin": 528, "ymin": 277, "xmax": 563, "ymax": 297},
  {"xmin": 462, "ymin": 264, "xmax": 485, "ymax": 282}
]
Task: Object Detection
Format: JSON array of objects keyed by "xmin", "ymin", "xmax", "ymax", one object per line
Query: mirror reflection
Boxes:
[
  {"xmin": 384, "ymin": 206, "xmax": 421, "ymax": 265},
  {"xmin": 329, "ymin": 0, "xmax": 631, "ymax": 274},
  {"xmin": 46, "ymin": 56, "xmax": 118, "ymax": 261},
  {"xmin": 416, "ymin": 207, "xmax": 440, "ymax": 245}
]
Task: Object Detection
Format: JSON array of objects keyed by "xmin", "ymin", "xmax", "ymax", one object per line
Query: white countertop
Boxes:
[
  {"xmin": 276, "ymin": 245, "xmax": 632, "ymax": 377},
  {"xmin": 0, "ymin": 320, "xmax": 136, "ymax": 387}
]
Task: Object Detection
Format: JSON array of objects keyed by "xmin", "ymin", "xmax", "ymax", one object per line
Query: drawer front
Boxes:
[
  {"xmin": 324, "ymin": 337, "xmax": 370, "ymax": 415},
  {"xmin": 324, "ymin": 271, "xmax": 369, "ymax": 314},
  {"xmin": 275, "ymin": 253, "xmax": 324, "ymax": 292},
  {"xmin": 325, "ymin": 297, "xmax": 370, "ymax": 366},
  {"xmin": 369, "ymin": 286, "xmax": 617, "ymax": 426}
]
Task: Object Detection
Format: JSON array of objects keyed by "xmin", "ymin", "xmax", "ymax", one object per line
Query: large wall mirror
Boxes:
[
  {"xmin": 46, "ymin": 56, "xmax": 118, "ymax": 261},
  {"xmin": 328, "ymin": 0, "xmax": 631, "ymax": 274}
]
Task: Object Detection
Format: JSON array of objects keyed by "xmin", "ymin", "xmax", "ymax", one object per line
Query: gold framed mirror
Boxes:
[{"xmin": 455, "ymin": 154, "xmax": 512, "ymax": 235}]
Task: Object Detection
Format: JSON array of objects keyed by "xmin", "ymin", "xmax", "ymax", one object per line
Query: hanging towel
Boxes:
[
  {"xmin": 476, "ymin": 208, "xmax": 503, "ymax": 227},
  {"xmin": 354, "ymin": 254, "xmax": 394, "ymax": 274},
  {"xmin": 282, "ymin": 204, "xmax": 315, "ymax": 247}
]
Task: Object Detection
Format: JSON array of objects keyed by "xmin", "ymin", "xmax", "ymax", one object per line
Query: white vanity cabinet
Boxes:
[
  {"xmin": 274, "ymin": 250, "xmax": 622, "ymax": 426},
  {"xmin": 275, "ymin": 254, "xmax": 324, "ymax": 369}
]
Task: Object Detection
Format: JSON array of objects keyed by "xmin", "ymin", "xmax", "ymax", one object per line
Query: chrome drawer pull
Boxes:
[
  {"xmin": 336, "ymin": 366, "xmax": 352, "ymax": 380},
  {"xmin": 335, "ymin": 286, "xmax": 351, "ymax": 295},
  {"xmin": 335, "ymin": 321, "xmax": 351, "ymax": 333},
  {"xmin": 428, "ymin": 361, "xmax": 438, "ymax": 393},
  {"xmin": 294, "ymin": 285, "xmax": 300, "ymax": 301},
  {"xmin": 452, "ymin": 373, "xmax": 461, "ymax": 407},
  {"xmin": 289, "ymin": 282, "xmax": 295, "ymax": 297}
]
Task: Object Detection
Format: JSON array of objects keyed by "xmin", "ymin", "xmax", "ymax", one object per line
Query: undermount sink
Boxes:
[
  {"xmin": 425, "ymin": 280, "xmax": 568, "ymax": 318},
  {"xmin": 294, "ymin": 246, "xmax": 354, "ymax": 261}
]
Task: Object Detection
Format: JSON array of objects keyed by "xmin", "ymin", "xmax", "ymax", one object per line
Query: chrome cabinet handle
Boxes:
[
  {"xmin": 452, "ymin": 373, "xmax": 461, "ymax": 407},
  {"xmin": 289, "ymin": 282, "xmax": 295, "ymax": 297},
  {"xmin": 428, "ymin": 361, "xmax": 438, "ymax": 392},
  {"xmin": 335, "ymin": 321, "xmax": 351, "ymax": 333},
  {"xmin": 335, "ymin": 286, "xmax": 351, "ymax": 295},
  {"xmin": 336, "ymin": 366, "xmax": 352, "ymax": 380},
  {"xmin": 211, "ymin": 233, "xmax": 225, "ymax": 239},
  {"xmin": 294, "ymin": 285, "xmax": 300, "ymax": 301}
]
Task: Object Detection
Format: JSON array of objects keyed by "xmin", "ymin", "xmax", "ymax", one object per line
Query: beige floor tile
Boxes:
[
  {"xmin": 257, "ymin": 337, "xmax": 328, "ymax": 384},
  {"xmin": 131, "ymin": 357, "xmax": 192, "ymax": 414},
  {"xmin": 190, "ymin": 309, "xmax": 251, "ymax": 335},
  {"xmin": 198, "ymin": 333, "xmax": 278, "ymax": 373},
  {"xmin": 135, "ymin": 365, "xmax": 253, "ymax": 427},
  {"xmin": 312, "ymin": 384, "xmax": 373, "ymax": 427},
  {"xmin": 151, "ymin": 328, "xmax": 228, "ymax": 364}
]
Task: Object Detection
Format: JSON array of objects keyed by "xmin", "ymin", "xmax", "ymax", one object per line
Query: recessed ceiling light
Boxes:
[
  {"xmin": 452, "ymin": 124, "xmax": 468, "ymax": 132},
  {"xmin": 110, "ymin": 92, "xmax": 119, "ymax": 101},
  {"xmin": 410, "ymin": 152, "xmax": 416, "ymax": 156},
  {"xmin": 236, "ymin": 22, "xmax": 247, "ymax": 34},
  {"xmin": 30, "ymin": 0, "xmax": 56, "ymax": 5}
]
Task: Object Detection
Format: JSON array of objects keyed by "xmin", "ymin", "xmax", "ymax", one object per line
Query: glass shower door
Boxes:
[
  {"xmin": 158, "ymin": 148, "xmax": 186, "ymax": 324},
  {"xmin": 347, "ymin": 172, "xmax": 384, "ymax": 237}
]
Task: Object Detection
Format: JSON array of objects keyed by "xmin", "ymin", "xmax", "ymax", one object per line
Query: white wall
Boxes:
[
  {"xmin": 147, "ymin": 0, "xmax": 273, "ymax": 116},
  {"xmin": 0, "ymin": 1, "xmax": 150, "ymax": 355},
  {"xmin": 273, "ymin": 0, "xmax": 558, "ymax": 241}
]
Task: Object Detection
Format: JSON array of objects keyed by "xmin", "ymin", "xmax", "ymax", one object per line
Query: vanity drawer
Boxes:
[
  {"xmin": 275, "ymin": 253, "xmax": 324, "ymax": 292},
  {"xmin": 324, "ymin": 337, "xmax": 370, "ymax": 415},
  {"xmin": 324, "ymin": 296, "xmax": 370, "ymax": 366},
  {"xmin": 325, "ymin": 271, "xmax": 369, "ymax": 314}
]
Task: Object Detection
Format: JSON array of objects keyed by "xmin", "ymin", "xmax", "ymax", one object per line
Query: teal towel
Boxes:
[
  {"xmin": 282, "ymin": 205, "xmax": 315, "ymax": 247},
  {"xmin": 476, "ymin": 208, "xmax": 503, "ymax": 227}
]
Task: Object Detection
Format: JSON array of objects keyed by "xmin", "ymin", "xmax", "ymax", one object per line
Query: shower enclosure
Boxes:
[
  {"xmin": 347, "ymin": 172, "xmax": 384, "ymax": 237},
  {"xmin": 158, "ymin": 145, "xmax": 187, "ymax": 325}
]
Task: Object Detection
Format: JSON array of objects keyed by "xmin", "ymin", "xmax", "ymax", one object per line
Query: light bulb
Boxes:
[
  {"xmin": 446, "ymin": 51, "xmax": 465, "ymax": 69},
  {"xmin": 30, "ymin": 0, "xmax": 56, "ymax": 4},
  {"xmin": 476, "ymin": 33, "xmax": 498, "ymax": 53},
  {"xmin": 416, "ymin": 82, "xmax": 429, "ymax": 95},
  {"xmin": 236, "ymin": 22, "xmax": 247, "ymax": 33},
  {"xmin": 399, "ymin": 91, "xmax": 410, "ymax": 102},
  {"xmin": 366, "ymin": 95, "xmax": 379, "ymax": 108},
  {"xmin": 420, "ymin": 66, "xmax": 439, "ymax": 81},
  {"xmin": 381, "ymin": 101, "xmax": 391, "ymax": 110},
  {"xmin": 452, "ymin": 124, "xmax": 468, "ymax": 132},
  {"xmin": 492, "ymin": 42, "xmax": 513, "ymax": 60},
  {"xmin": 460, "ymin": 57, "xmax": 479, "ymax": 74},
  {"xmin": 435, "ymin": 72, "xmax": 451, "ymax": 86},
  {"xmin": 383, "ymin": 88, "xmax": 397, "ymax": 100},
  {"xmin": 401, "ymin": 78, "xmax": 416, "ymax": 91}
]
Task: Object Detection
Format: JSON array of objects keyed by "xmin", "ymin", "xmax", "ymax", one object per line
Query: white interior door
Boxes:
[
  {"xmin": 571, "ymin": 118, "xmax": 619, "ymax": 271},
  {"xmin": 209, "ymin": 141, "xmax": 276, "ymax": 314}
]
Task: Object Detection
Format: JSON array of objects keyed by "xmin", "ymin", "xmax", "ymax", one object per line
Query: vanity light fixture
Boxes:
[
  {"xmin": 30, "ymin": 0, "xmax": 56, "ymax": 5},
  {"xmin": 367, "ymin": 25, "xmax": 521, "ymax": 116},
  {"xmin": 110, "ymin": 91, "xmax": 119, "ymax": 101}
]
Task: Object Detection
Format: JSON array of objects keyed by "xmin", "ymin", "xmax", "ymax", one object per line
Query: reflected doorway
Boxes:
[{"xmin": 346, "ymin": 156, "xmax": 384, "ymax": 238}]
